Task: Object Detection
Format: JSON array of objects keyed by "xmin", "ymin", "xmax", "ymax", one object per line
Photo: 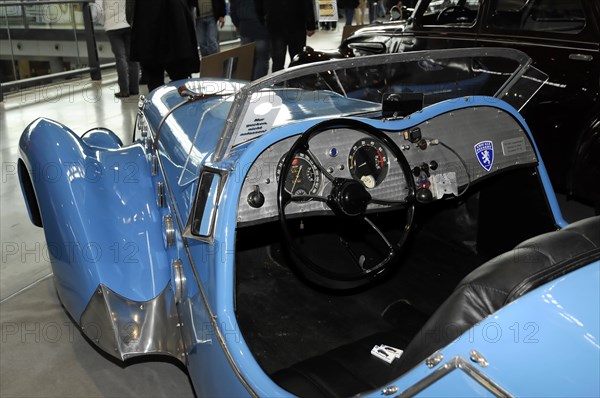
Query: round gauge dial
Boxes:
[
  {"xmin": 276, "ymin": 152, "xmax": 322, "ymax": 196},
  {"xmin": 348, "ymin": 139, "xmax": 389, "ymax": 188}
]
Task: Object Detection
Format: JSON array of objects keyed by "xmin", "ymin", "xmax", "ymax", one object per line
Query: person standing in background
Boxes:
[
  {"xmin": 256, "ymin": 0, "xmax": 316, "ymax": 72},
  {"xmin": 339, "ymin": 0, "xmax": 359, "ymax": 26},
  {"xmin": 97, "ymin": 0, "xmax": 139, "ymax": 98},
  {"xmin": 195, "ymin": 0, "xmax": 226, "ymax": 57},
  {"xmin": 130, "ymin": 0, "xmax": 199, "ymax": 91},
  {"xmin": 367, "ymin": 0, "xmax": 376, "ymax": 23},
  {"xmin": 355, "ymin": 0, "xmax": 367, "ymax": 25},
  {"xmin": 230, "ymin": 0, "xmax": 270, "ymax": 80}
]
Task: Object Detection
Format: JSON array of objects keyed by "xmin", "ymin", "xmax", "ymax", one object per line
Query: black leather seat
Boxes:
[{"xmin": 272, "ymin": 216, "xmax": 600, "ymax": 397}]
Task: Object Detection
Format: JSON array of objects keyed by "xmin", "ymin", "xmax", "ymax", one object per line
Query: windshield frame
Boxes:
[{"xmin": 215, "ymin": 47, "xmax": 532, "ymax": 161}]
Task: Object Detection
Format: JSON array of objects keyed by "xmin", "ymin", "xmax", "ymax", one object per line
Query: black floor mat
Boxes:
[
  {"xmin": 235, "ymin": 243, "xmax": 393, "ymax": 374},
  {"xmin": 381, "ymin": 299, "xmax": 429, "ymax": 331},
  {"xmin": 235, "ymin": 223, "xmax": 485, "ymax": 375}
]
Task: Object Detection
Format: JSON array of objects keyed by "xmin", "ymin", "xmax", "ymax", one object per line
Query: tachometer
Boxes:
[
  {"xmin": 348, "ymin": 139, "xmax": 389, "ymax": 188},
  {"xmin": 276, "ymin": 152, "xmax": 322, "ymax": 196}
]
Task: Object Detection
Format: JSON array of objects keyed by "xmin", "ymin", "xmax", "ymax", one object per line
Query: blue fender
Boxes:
[
  {"xmin": 18, "ymin": 118, "xmax": 171, "ymax": 322},
  {"xmin": 81, "ymin": 127, "xmax": 124, "ymax": 150}
]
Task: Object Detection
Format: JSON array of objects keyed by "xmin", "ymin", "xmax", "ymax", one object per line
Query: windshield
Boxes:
[{"xmin": 209, "ymin": 48, "xmax": 545, "ymax": 160}]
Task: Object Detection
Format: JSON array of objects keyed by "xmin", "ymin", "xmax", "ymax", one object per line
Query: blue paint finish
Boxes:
[
  {"xmin": 81, "ymin": 128, "xmax": 123, "ymax": 149},
  {"xmin": 193, "ymin": 97, "xmax": 570, "ymax": 395},
  {"xmin": 145, "ymin": 82, "xmax": 235, "ymax": 167},
  {"xmin": 18, "ymin": 86, "xmax": 580, "ymax": 396},
  {"xmin": 19, "ymin": 118, "xmax": 171, "ymax": 320},
  {"xmin": 368, "ymin": 262, "xmax": 600, "ymax": 397}
]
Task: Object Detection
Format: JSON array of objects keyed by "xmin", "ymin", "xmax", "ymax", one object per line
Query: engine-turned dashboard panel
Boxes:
[{"xmin": 237, "ymin": 106, "xmax": 537, "ymax": 226}]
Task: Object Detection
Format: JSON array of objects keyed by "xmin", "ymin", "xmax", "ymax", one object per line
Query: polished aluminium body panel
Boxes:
[{"xmin": 80, "ymin": 283, "xmax": 184, "ymax": 361}]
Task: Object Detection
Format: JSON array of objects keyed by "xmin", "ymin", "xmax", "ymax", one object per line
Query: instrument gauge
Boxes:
[
  {"xmin": 348, "ymin": 139, "xmax": 389, "ymax": 188},
  {"xmin": 276, "ymin": 152, "xmax": 322, "ymax": 197}
]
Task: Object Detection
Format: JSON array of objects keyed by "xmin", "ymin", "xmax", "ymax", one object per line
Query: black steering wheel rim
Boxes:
[{"xmin": 276, "ymin": 118, "xmax": 416, "ymax": 290}]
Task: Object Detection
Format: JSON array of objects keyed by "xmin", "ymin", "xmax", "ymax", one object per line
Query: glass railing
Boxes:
[
  {"xmin": 0, "ymin": 0, "xmax": 104, "ymax": 100},
  {"xmin": 1, "ymin": 0, "xmax": 240, "ymax": 101}
]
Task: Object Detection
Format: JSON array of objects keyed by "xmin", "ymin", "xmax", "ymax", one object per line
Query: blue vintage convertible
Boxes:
[{"xmin": 18, "ymin": 48, "xmax": 599, "ymax": 397}]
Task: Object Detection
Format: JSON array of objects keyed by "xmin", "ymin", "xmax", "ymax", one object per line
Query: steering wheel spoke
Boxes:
[
  {"xmin": 305, "ymin": 148, "xmax": 336, "ymax": 182},
  {"xmin": 289, "ymin": 194, "xmax": 328, "ymax": 203},
  {"xmin": 277, "ymin": 118, "xmax": 416, "ymax": 290},
  {"xmin": 369, "ymin": 197, "xmax": 412, "ymax": 207}
]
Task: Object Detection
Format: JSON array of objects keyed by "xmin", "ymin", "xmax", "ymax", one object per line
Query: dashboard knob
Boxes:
[
  {"xmin": 416, "ymin": 187, "xmax": 433, "ymax": 203},
  {"xmin": 429, "ymin": 160, "xmax": 438, "ymax": 171},
  {"xmin": 247, "ymin": 185, "xmax": 265, "ymax": 208}
]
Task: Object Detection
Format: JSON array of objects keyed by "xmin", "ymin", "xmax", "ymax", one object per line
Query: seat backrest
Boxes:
[{"xmin": 394, "ymin": 215, "xmax": 600, "ymax": 375}]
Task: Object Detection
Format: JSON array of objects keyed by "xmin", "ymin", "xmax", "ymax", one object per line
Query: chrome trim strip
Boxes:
[
  {"xmin": 157, "ymin": 180, "xmax": 165, "ymax": 207},
  {"xmin": 163, "ymin": 214, "xmax": 175, "ymax": 248},
  {"xmin": 152, "ymin": 155, "xmax": 159, "ymax": 176},
  {"xmin": 149, "ymin": 125, "xmax": 259, "ymax": 397},
  {"xmin": 172, "ymin": 259, "xmax": 186, "ymax": 304},
  {"xmin": 398, "ymin": 355, "xmax": 513, "ymax": 397},
  {"xmin": 476, "ymin": 37, "xmax": 598, "ymax": 52},
  {"xmin": 182, "ymin": 166, "xmax": 229, "ymax": 243}
]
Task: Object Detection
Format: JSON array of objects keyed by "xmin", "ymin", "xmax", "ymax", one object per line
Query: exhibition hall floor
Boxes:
[{"xmin": 0, "ymin": 27, "xmax": 595, "ymax": 397}]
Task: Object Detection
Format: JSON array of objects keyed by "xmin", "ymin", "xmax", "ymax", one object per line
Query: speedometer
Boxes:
[
  {"xmin": 348, "ymin": 139, "xmax": 389, "ymax": 189},
  {"xmin": 276, "ymin": 152, "xmax": 322, "ymax": 196}
]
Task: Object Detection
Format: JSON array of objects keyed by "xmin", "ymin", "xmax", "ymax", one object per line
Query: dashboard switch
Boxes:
[
  {"xmin": 404, "ymin": 127, "xmax": 422, "ymax": 143},
  {"xmin": 413, "ymin": 163, "xmax": 430, "ymax": 177},
  {"xmin": 247, "ymin": 185, "xmax": 265, "ymax": 208}
]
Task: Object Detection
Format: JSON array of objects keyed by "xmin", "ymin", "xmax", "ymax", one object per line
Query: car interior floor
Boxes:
[
  {"xmin": 234, "ymin": 199, "xmax": 490, "ymax": 375},
  {"xmin": 234, "ymin": 168, "xmax": 558, "ymax": 376}
]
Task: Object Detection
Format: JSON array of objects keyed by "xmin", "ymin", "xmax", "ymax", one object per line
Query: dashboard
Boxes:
[{"xmin": 237, "ymin": 106, "xmax": 538, "ymax": 226}]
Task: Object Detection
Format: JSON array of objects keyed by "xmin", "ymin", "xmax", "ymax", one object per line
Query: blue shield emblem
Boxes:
[{"xmin": 474, "ymin": 141, "xmax": 494, "ymax": 172}]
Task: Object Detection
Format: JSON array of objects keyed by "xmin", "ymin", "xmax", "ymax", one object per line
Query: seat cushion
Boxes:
[{"xmin": 395, "ymin": 215, "xmax": 600, "ymax": 375}]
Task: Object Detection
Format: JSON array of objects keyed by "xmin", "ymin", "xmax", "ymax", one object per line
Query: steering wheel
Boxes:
[
  {"xmin": 277, "ymin": 119, "xmax": 416, "ymax": 290},
  {"xmin": 437, "ymin": 5, "xmax": 470, "ymax": 24}
]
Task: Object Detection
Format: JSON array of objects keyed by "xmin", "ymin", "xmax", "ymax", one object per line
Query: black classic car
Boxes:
[{"xmin": 295, "ymin": 0, "xmax": 600, "ymax": 209}]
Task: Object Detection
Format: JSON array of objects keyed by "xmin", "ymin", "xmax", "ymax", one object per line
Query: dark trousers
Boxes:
[
  {"xmin": 107, "ymin": 28, "xmax": 139, "ymax": 94},
  {"xmin": 270, "ymin": 30, "xmax": 306, "ymax": 72},
  {"xmin": 241, "ymin": 36, "xmax": 270, "ymax": 80},
  {"xmin": 141, "ymin": 62, "xmax": 197, "ymax": 92},
  {"xmin": 344, "ymin": 7, "xmax": 356, "ymax": 26}
]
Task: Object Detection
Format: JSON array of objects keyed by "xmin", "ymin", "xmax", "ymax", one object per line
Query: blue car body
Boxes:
[{"xmin": 18, "ymin": 48, "xmax": 599, "ymax": 397}]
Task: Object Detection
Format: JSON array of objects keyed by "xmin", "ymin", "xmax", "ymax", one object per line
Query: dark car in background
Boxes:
[{"xmin": 295, "ymin": 0, "xmax": 600, "ymax": 209}]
